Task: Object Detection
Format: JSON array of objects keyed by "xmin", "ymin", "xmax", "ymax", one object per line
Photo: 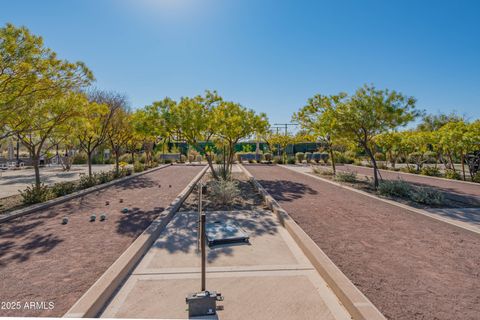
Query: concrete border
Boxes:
[
  {"xmin": 282, "ymin": 165, "xmax": 480, "ymax": 236},
  {"xmin": 239, "ymin": 164, "xmax": 386, "ymax": 320},
  {"xmin": 0, "ymin": 164, "xmax": 172, "ymax": 224},
  {"xmin": 342, "ymin": 163, "xmax": 479, "ymax": 186},
  {"xmin": 63, "ymin": 165, "xmax": 208, "ymax": 318}
]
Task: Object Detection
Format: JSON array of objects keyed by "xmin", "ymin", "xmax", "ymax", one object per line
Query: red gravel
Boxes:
[
  {"xmin": 246, "ymin": 164, "xmax": 480, "ymax": 320},
  {"xmin": 340, "ymin": 164, "xmax": 480, "ymax": 206},
  {"xmin": 0, "ymin": 165, "xmax": 202, "ymax": 317}
]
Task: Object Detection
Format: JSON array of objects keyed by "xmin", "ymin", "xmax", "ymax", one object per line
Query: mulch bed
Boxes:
[
  {"xmin": 246, "ymin": 164, "xmax": 480, "ymax": 320},
  {"xmin": 0, "ymin": 165, "xmax": 202, "ymax": 317}
]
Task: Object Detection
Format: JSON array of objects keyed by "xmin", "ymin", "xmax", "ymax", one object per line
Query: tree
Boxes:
[
  {"xmin": 74, "ymin": 90, "xmax": 121, "ymax": 177},
  {"xmin": 212, "ymin": 101, "xmax": 268, "ymax": 177},
  {"xmin": 333, "ymin": 85, "xmax": 418, "ymax": 188},
  {"xmin": 0, "ymin": 23, "xmax": 93, "ymax": 139},
  {"xmin": 12, "ymin": 92, "xmax": 87, "ymax": 187},
  {"xmin": 417, "ymin": 112, "xmax": 463, "ymax": 132},
  {"xmin": 264, "ymin": 131, "xmax": 297, "ymax": 163},
  {"xmin": 374, "ymin": 131, "xmax": 403, "ymax": 168},
  {"xmin": 107, "ymin": 98, "xmax": 133, "ymax": 175},
  {"xmin": 293, "ymin": 93, "xmax": 349, "ymax": 174}
]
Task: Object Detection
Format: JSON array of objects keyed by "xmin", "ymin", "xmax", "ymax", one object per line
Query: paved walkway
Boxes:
[
  {"xmin": 339, "ymin": 164, "xmax": 480, "ymax": 206},
  {"xmin": 0, "ymin": 165, "xmax": 114, "ymax": 198},
  {"xmin": 101, "ymin": 210, "xmax": 351, "ymax": 320},
  {"xmin": 245, "ymin": 164, "xmax": 480, "ymax": 320}
]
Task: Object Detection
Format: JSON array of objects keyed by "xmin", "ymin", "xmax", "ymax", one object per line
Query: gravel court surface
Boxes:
[
  {"xmin": 0, "ymin": 165, "xmax": 203, "ymax": 317},
  {"xmin": 246, "ymin": 164, "xmax": 480, "ymax": 320}
]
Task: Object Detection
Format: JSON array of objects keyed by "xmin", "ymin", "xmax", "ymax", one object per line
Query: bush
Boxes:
[
  {"xmin": 312, "ymin": 167, "xmax": 334, "ymax": 176},
  {"xmin": 295, "ymin": 152, "xmax": 305, "ymax": 163},
  {"xmin": 20, "ymin": 184, "xmax": 53, "ymax": 205},
  {"xmin": 273, "ymin": 156, "xmax": 284, "ymax": 164},
  {"xmin": 304, "ymin": 152, "xmax": 312, "ymax": 163},
  {"xmin": 445, "ymin": 169, "xmax": 461, "ymax": 180},
  {"xmin": 208, "ymin": 178, "xmax": 239, "ymax": 206},
  {"xmin": 196, "ymin": 155, "xmax": 202, "ymax": 162},
  {"xmin": 96, "ymin": 171, "xmax": 114, "ymax": 184},
  {"xmin": 420, "ymin": 166, "xmax": 442, "ymax": 177},
  {"xmin": 334, "ymin": 171, "xmax": 357, "ymax": 183},
  {"xmin": 378, "ymin": 180, "xmax": 412, "ymax": 198},
  {"xmin": 400, "ymin": 166, "xmax": 418, "ymax": 174},
  {"xmin": 264, "ymin": 153, "xmax": 273, "ymax": 162},
  {"xmin": 375, "ymin": 152, "xmax": 386, "ymax": 161},
  {"xmin": 72, "ymin": 152, "xmax": 87, "ymax": 165},
  {"xmin": 287, "ymin": 157, "xmax": 296, "ymax": 164},
  {"xmin": 51, "ymin": 181, "xmax": 77, "ymax": 197},
  {"xmin": 410, "ymin": 186, "xmax": 444, "ymax": 205},
  {"xmin": 163, "ymin": 159, "xmax": 173, "ymax": 164},
  {"xmin": 180, "ymin": 154, "xmax": 187, "ymax": 163},
  {"xmin": 133, "ymin": 162, "xmax": 144, "ymax": 173},
  {"xmin": 77, "ymin": 174, "xmax": 98, "ymax": 189}
]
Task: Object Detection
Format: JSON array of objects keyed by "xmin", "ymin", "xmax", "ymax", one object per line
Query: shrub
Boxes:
[
  {"xmin": 312, "ymin": 167, "xmax": 334, "ymax": 176},
  {"xmin": 133, "ymin": 162, "xmax": 144, "ymax": 173},
  {"xmin": 472, "ymin": 172, "xmax": 480, "ymax": 183},
  {"xmin": 287, "ymin": 157, "xmax": 296, "ymax": 164},
  {"xmin": 209, "ymin": 178, "xmax": 240, "ymax": 206},
  {"xmin": 20, "ymin": 184, "xmax": 53, "ymax": 204},
  {"xmin": 213, "ymin": 164, "xmax": 231, "ymax": 180},
  {"xmin": 400, "ymin": 166, "xmax": 418, "ymax": 174},
  {"xmin": 334, "ymin": 171, "xmax": 357, "ymax": 183},
  {"xmin": 420, "ymin": 166, "xmax": 441, "ymax": 177},
  {"xmin": 295, "ymin": 152, "xmax": 305, "ymax": 163},
  {"xmin": 273, "ymin": 156, "xmax": 284, "ymax": 164},
  {"xmin": 51, "ymin": 181, "xmax": 77, "ymax": 197},
  {"xmin": 97, "ymin": 171, "xmax": 114, "ymax": 184},
  {"xmin": 72, "ymin": 152, "xmax": 87, "ymax": 165},
  {"xmin": 378, "ymin": 180, "xmax": 412, "ymax": 198},
  {"xmin": 264, "ymin": 153, "xmax": 273, "ymax": 162},
  {"xmin": 180, "ymin": 154, "xmax": 187, "ymax": 163},
  {"xmin": 334, "ymin": 151, "xmax": 354, "ymax": 164},
  {"xmin": 445, "ymin": 169, "xmax": 461, "ymax": 180},
  {"xmin": 304, "ymin": 152, "xmax": 312, "ymax": 163},
  {"xmin": 77, "ymin": 174, "xmax": 98, "ymax": 189},
  {"xmin": 410, "ymin": 186, "xmax": 444, "ymax": 205},
  {"xmin": 248, "ymin": 159, "xmax": 256, "ymax": 163},
  {"xmin": 196, "ymin": 155, "xmax": 202, "ymax": 162},
  {"xmin": 164, "ymin": 159, "xmax": 173, "ymax": 164},
  {"xmin": 375, "ymin": 152, "xmax": 386, "ymax": 161}
]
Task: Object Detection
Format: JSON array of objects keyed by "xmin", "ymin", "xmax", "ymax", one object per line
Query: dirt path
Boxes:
[
  {"xmin": 245, "ymin": 164, "xmax": 480, "ymax": 320},
  {"xmin": 0, "ymin": 165, "xmax": 203, "ymax": 317},
  {"xmin": 339, "ymin": 164, "xmax": 480, "ymax": 206}
]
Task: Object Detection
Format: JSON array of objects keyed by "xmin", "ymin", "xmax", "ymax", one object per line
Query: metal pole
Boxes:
[
  {"xmin": 197, "ymin": 183, "xmax": 202, "ymax": 251},
  {"xmin": 200, "ymin": 213, "xmax": 206, "ymax": 291}
]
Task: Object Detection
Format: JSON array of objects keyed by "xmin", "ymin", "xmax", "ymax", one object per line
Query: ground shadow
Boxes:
[
  {"xmin": 255, "ymin": 179, "xmax": 317, "ymax": 202},
  {"xmin": 116, "ymin": 207, "xmax": 164, "ymax": 237}
]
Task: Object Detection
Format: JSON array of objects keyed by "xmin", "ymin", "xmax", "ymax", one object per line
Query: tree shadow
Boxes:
[
  {"xmin": 153, "ymin": 210, "xmax": 279, "ymax": 262},
  {"xmin": 255, "ymin": 179, "xmax": 318, "ymax": 202},
  {"xmin": 116, "ymin": 207, "xmax": 164, "ymax": 237},
  {"xmin": 0, "ymin": 233, "xmax": 63, "ymax": 265},
  {"xmin": 116, "ymin": 176, "xmax": 158, "ymax": 190}
]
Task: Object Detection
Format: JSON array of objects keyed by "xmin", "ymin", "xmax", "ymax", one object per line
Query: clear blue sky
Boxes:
[{"xmin": 2, "ymin": 0, "xmax": 480, "ymax": 125}]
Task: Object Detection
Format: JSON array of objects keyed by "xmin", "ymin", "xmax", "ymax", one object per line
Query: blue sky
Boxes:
[{"xmin": 2, "ymin": 0, "xmax": 480, "ymax": 126}]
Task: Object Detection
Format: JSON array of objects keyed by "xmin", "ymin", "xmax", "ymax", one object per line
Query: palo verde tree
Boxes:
[
  {"xmin": 332, "ymin": 85, "xmax": 418, "ymax": 188},
  {"xmin": 0, "ymin": 23, "xmax": 93, "ymax": 140},
  {"xmin": 12, "ymin": 92, "xmax": 88, "ymax": 187},
  {"xmin": 293, "ymin": 93, "xmax": 349, "ymax": 174}
]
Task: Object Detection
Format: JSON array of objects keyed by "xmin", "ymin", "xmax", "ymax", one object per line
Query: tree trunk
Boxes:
[
  {"xmin": 87, "ymin": 151, "xmax": 93, "ymax": 177},
  {"xmin": 365, "ymin": 145, "xmax": 380, "ymax": 189},
  {"xmin": 32, "ymin": 155, "xmax": 41, "ymax": 188},
  {"xmin": 115, "ymin": 152, "xmax": 120, "ymax": 175},
  {"xmin": 448, "ymin": 152, "xmax": 456, "ymax": 173},
  {"xmin": 461, "ymin": 153, "xmax": 466, "ymax": 181},
  {"xmin": 329, "ymin": 147, "xmax": 336, "ymax": 175}
]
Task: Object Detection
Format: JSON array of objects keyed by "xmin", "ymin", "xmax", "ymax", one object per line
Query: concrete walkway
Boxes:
[
  {"xmin": 0, "ymin": 164, "xmax": 114, "ymax": 198},
  {"xmin": 101, "ymin": 210, "xmax": 351, "ymax": 320}
]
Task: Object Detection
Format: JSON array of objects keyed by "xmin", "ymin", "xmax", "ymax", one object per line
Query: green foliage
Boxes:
[
  {"xmin": 334, "ymin": 171, "xmax": 357, "ymax": 182},
  {"xmin": 312, "ymin": 167, "xmax": 334, "ymax": 176},
  {"xmin": 273, "ymin": 156, "xmax": 284, "ymax": 164},
  {"xmin": 287, "ymin": 157, "xmax": 296, "ymax": 164},
  {"xmin": 378, "ymin": 180, "xmax": 444, "ymax": 205},
  {"xmin": 295, "ymin": 152, "xmax": 305, "ymax": 163},
  {"xmin": 378, "ymin": 180, "xmax": 412, "ymax": 198},
  {"xmin": 445, "ymin": 169, "xmax": 461, "ymax": 180},
  {"xmin": 51, "ymin": 181, "xmax": 77, "ymax": 197},
  {"xmin": 134, "ymin": 161, "xmax": 144, "ymax": 173},
  {"xmin": 410, "ymin": 186, "xmax": 444, "ymax": 205},
  {"xmin": 20, "ymin": 184, "xmax": 52, "ymax": 205},
  {"xmin": 78, "ymin": 173, "xmax": 98, "ymax": 189},
  {"xmin": 420, "ymin": 166, "xmax": 442, "ymax": 177},
  {"xmin": 73, "ymin": 152, "xmax": 88, "ymax": 164}
]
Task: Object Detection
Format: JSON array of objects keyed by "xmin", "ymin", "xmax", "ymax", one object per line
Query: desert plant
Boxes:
[
  {"xmin": 51, "ymin": 181, "xmax": 77, "ymax": 197},
  {"xmin": 77, "ymin": 173, "xmax": 98, "ymax": 189},
  {"xmin": 296, "ymin": 152, "xmax": 305, "ymax": 163},
  {"xmin": 20, "ymin": 184, "xmax": 53, "ymax": 204},
  {"xmin": 180, "ymin": 154, "xmax": 187, "ymax": 163},
  {"xmin": 334, "ymin": 171, "xmax": 357, "ymax": 183},
  {"xmin": 209, "ymin": 178, "xmax": 240, "ymax": 206},
  {"xmin": 410, "ymin": 186, "xmax": 444, "ymax": 205},
  {"xmin": 445, "ymin": 169, "xmax": 461, "ymax": 180},
  {"xmin": 312, "ymin": 167, "xmax": 334, "ymax": 176},
  {"xmin": 133, "ymin": 161, "xmax": 144, "ymax": 173},
  {"xmin": 378, "ymin": 180, "xmax": 412, "ymax": 198},
  {"xmin": 420, "ymin": 166, "xmax": 441, "ymax": 177},
  {"xmin": 287, "ymin": 157, "xmax": 296, "ymax": 164},
  {"xmin": 72, "ymin": 152, "xmax": 88, "ymax": 165},
  {"xmin": 273, "ymin": 156, "xmax": 284, "ymax": 164},
  {"xmin": 304, "ymin": 152, "xmax": 312, "ymax": 163},
  {"xmin": 96, "ymin": 171, "xmax": 114, "ymax": 184}
]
